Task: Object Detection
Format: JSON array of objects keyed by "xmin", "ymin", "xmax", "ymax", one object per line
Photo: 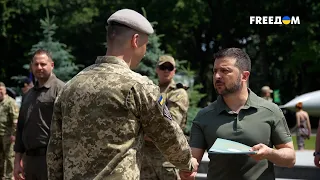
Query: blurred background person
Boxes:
[
  {"xmin": 141, "ymin": 55, "xmax": 189, "ymax": 180},
  {"xmin": 0, "ymin": 82, "xmax": 19, "ymax": 180},
  {"xmin": 21, "ymin": 78, "xmax": 33, "ymax": 95},
  {"xmin": 261, "ymin": 85, "xmax": 273, "ymax": 102},
  {"xmin": 314, "ymin": 119, "xmax": 320, "ymax": 168},
  {"xmin": 295, "ymin": 102, "xmax": 311, "ymax": 150},
  {"xmin": 20, "ymin": 78, "xmax": 34, "ymax": 103}
]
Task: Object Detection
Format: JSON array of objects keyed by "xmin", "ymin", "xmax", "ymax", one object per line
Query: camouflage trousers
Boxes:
[
  {"xmin": 0, "ymin": 136, "xmax": 14, "ymax": 180},
  {"xmin": 140, "ymin": 141, "xmax": 180, "ymax": 180}
]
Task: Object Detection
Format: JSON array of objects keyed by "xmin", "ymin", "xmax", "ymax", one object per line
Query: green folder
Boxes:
[{"xmin": 209, "ymin": 138, "xmax": 257, "ymax": 154}]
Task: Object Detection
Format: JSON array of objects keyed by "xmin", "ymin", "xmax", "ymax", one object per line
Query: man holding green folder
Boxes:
[{"xmin": 181, "ymin": 48, "xmax": 296, "ymax": 180}]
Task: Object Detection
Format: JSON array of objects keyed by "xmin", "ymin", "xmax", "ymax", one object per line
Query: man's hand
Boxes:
[
  {"xmin": 314, "ymin": 155, "xmax": 320, "ymax": 168},
  {"xmin": 179, "ymin": 157, "xmax": 199, "ymax": 180},
  {"xmin": 249, "ymin": 143, "xmax": 273, "ymax": 161},
  {"xmin": 13, "ymin": 162, "xmax": 25, "ymax": 180},
  {"xmin": 180, "ymin": 171, "xmax": 197, "ymax": 180}
]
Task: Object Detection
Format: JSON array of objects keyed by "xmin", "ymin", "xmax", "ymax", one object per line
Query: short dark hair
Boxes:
[
  {"xmin": 214, "ymin": 48, "xmax": 251, "ymax": 72},
  {"xmin": 106, "ymin": 22, "xmax": 133, "ymax": 42},
  {"xmin": 32, "ymin": 49, "xmax": 53, "ymax": 62}
]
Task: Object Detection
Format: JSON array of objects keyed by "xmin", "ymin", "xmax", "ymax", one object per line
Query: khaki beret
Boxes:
[
  {"xmin": 107, "ymin": 9, "xmax": 154, "ymax": 35},
  {"xmin": 261, "ymin": 86, "xmax": 273, "ymax": 93},
  {"xmin": 0, "ymin": 82, "xmax": 5, "ymax": 87},
  {"xmin": 158, "ymin": 55, "xmax": 175, "ymax": 67}
]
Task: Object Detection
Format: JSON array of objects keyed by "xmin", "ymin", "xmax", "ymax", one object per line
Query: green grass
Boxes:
[{"xmin": 291, "ymin": 135, "xmax": 316, "ymax": 150}]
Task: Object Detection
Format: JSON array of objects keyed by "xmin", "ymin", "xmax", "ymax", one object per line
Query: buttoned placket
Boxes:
[{"xmin": 228, "ymin": 110, "xmax": 243, "ymax": 132}]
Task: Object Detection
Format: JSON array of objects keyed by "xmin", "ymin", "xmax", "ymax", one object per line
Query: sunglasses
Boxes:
[{"xmin": 159, "ymin": 65, "xmax": 174, "ymax": 71}]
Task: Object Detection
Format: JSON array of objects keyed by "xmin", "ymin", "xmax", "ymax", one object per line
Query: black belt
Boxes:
[{"xmin": 26, "ymin": 147, "xmax": 47, "ymax": 156}]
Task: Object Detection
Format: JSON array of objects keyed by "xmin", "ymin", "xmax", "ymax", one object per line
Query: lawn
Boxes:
[{"xmin": 291, "ymin": 135, "xmax": 316, "ymax": 150}]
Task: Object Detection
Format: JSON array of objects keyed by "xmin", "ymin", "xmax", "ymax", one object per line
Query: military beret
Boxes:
[{"xmin": 107, "ymin": 9, "xmax": 154, "ymax": 35}]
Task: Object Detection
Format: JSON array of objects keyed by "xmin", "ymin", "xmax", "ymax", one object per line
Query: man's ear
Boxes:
[
  {"xmin": 242, "ymin": 71, "xmax": 250, "ymax": 81},
  {"xmin": 131, "ymin": 34, "xmax": 139, "ymax": 48},
  {"xmin": 156, "ymin": 67, "xmax": 160, "ymax": 75}
]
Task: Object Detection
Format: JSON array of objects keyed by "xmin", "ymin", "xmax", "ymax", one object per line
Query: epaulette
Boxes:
[{"xmin": 176, "ymin": 83, "xmax": 189, "ymax": 90}]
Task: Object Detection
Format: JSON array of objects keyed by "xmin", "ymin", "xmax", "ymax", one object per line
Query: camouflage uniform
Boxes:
[
  {"xmin": 262, "ymin": 96, "xmax": 273, "ymax": 102},
  {"xmin": 0, "ymin": 95, "xmax": 18, "ymax": 179},
  {"xmin": 47, "ymin": 56, "xmax": 193, "ymax": 180},
  {"xmin": 141, "ymin": 80, "xmax": 189, "ymax": 180}
]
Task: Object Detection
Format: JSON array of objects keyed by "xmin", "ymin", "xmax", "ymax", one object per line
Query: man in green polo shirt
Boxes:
[{"xmin": 181, "ymin": 48, "xmax": 295, "ymax": 180}]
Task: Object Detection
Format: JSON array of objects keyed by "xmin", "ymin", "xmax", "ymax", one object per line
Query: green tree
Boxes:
[
  {"xmin": 174, "ymin": 62, "xmax": 206, "ymax": 134},
  {"xmin": 134, "ymin": 8, "xmax": 164, "ymax": 83},
  {"xmin": 28, "ymin": 10, "xmax": 80, "ymax": 82},
  {"xmin": 135, "ymin": 28, "xmax": 164, "ymax": 83}
]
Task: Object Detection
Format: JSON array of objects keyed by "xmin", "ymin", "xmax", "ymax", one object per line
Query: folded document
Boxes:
[{"xmin": 209, "ymin": 138, "xmax": 257, "ymax": 154}]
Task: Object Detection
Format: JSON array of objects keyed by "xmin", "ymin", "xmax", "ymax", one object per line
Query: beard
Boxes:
[{"xmin": 215, "ymin": 75, "xmax": 242, "ymax": 96}]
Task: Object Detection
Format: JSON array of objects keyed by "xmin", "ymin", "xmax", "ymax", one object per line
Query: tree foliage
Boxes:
[
  {"xmin": 1, "ymin": 0, "xmax": 320, "ymax": 109},
  {"xmin": 174, "ymin": 62, "xmax": 206, "ymax": 133},
  {"xmin": 134, "ymin": 24, "xmax": 164, "ymax": 83},
  {"xmin": 28, "ymin": 10, "xmax": 81, "ymax": 82}
]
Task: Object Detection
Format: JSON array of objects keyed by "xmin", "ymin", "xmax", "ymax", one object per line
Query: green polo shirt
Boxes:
[{"xmin": 190, "ymin": 89, "xmax": 292, "ymax": 180}]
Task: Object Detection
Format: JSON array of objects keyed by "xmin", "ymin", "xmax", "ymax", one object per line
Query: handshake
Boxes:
[{"xmin": 179, "ymin": 157, "xmax": 199, "ymax": 180}]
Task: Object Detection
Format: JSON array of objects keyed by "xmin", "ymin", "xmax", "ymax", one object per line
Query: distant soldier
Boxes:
[
  {"xmin": 20, "ymin": 77, "xmax": 34, "ymax": 103},
  {"xmin": 46, "ymin": 9, "xmax": 198, "ymax": 180},
  {"xmin": 0, "ymin": 82, "xmax": 19, "ymax": 180},
  {"xmin": 261, "ymin": 85, "xmax": 273, "ymax": 102},
  {"xmin": 21, "ymin": 78, "xmax": 33, "ymax": 95},
  {"xmin": 141, "ymin": 55, "xmax": 189, "ymax": 180}
]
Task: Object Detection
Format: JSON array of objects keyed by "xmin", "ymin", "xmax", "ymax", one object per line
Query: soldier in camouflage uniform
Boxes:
[
  {"xmin": 0, "ymin": 82, "xmax": 19, "ymax": 180},
  {"xmin": 141, "ymin": 55, "xmax": 189, "ymax": 180},
  {"xmin": 261, "ymin": 86, "xmax": 273, "ymax": 102},
  {"xmin": 47, "ymin": 9, "xmax": 198, "ymax": 180}
]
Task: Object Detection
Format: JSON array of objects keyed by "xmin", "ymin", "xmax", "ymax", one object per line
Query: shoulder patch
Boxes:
[
  {"xmin": 15, "ymin": 106, "xmax": 19, "ymax": 113},
  {"xmin": 158, "ymin": 95, "xmax": 164, "ymax": 106},
  {"xmin": 163, "ymin": 105, "xmax": 173, "ymax": 121}
]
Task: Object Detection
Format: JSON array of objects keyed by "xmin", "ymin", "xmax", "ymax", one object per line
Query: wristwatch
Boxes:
[{"xmin": 313, "ymin": 152, "xmax": 320, "ymax": 156}]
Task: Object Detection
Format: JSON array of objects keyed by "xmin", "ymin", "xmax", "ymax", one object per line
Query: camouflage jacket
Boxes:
[
  {"xmin": 0, "ymin": 95, "xmax": 18, "ymax": 136},
  {"xmin": 47, "ymin": 56, "xmax": 193, "ymax": 180},
  {"xmin": 159, "ymin": 80, "xmax": 189, "ymax": 132}
]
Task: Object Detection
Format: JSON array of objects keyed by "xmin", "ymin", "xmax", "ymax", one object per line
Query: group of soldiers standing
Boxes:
[
  {"xmin": 1, "ymin": 7, "xmax": 293, "ymax": 180},
  {"xmin": 0, "ymin": 9, "xmax": 191, "ymax": 179}
]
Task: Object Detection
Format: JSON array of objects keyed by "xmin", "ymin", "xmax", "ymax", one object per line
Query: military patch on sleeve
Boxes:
[
  {"xmin": 14, "ymin": 105, "xmax": 19, "ymax": 113},
  {"xmin": 158, "ymin": 95, "xmax": 164, "ymax": 106},
  {"xmin": 163, "ymin": 105, "xmax": 173, "ymax": 121}
]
